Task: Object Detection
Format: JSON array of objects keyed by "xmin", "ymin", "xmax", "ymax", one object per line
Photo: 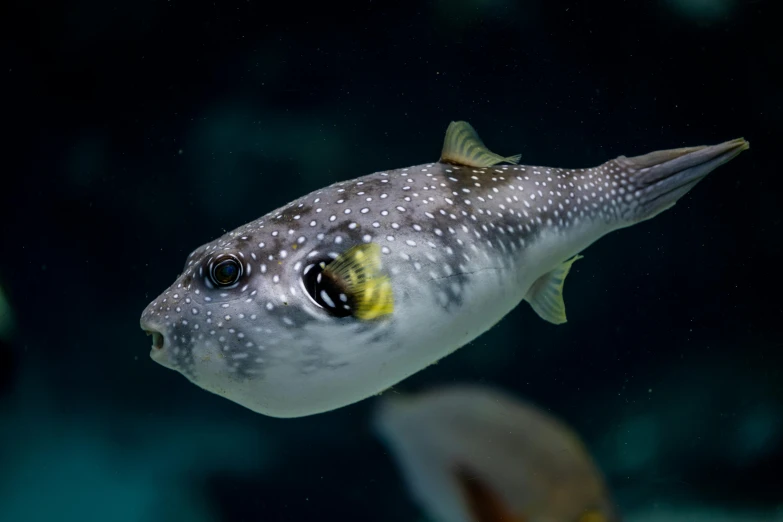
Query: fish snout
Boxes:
[
  {"xmin": 142, "ymin": 326, "xmax": 167, "ymax": 359},
  {"xmin": 140, "ymin": 310, "xmax": 168, "ymax": 359},
  {"xmin": 143, "ymin": 328, "xmax": 166, "ymax": 351}
]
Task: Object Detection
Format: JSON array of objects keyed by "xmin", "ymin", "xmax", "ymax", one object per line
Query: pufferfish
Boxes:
[
  {"xmin": 373, "ymin": 384, "xmax": 619, "ymax": 522},
  {"xmin": 140, "ymin": 121, "xmax": 748, "ymax": 418}
]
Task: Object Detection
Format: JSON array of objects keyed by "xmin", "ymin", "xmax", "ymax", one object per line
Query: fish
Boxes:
[
  {"xmin": 0, "ymin": 283, "xmax": 14, "ymax": 342},
  {"xmin": 372, "ymin": 384, "xmax": 619, "ymax": 522},
  {"xmin": 0, "ymin": 281, "xmax": 16, "ymax": 397},
  {"xmin": 140, "ymin": 121, "xmax": 749, "ymax": 418}
]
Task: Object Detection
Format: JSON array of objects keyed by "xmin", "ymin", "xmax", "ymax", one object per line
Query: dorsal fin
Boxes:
[{"xmin": 440, "ymin": 121, "xmax": 521, "ymax": 167}]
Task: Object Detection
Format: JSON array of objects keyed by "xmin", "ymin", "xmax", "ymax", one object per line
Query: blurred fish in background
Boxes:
[
  {"xmin": 373, "ymin": 384, "xmax": 619, "ymax": 522},
  {"xmin": 373, "ymin": 383, "xmax": 783, "ymax": 522},
  {"xmin": 0, "ymin": 282, "xmax": 13, "ymax": 342},
  {"xmin": 0, "ymin": 281, "xmax": 17, "ymax": 397}
]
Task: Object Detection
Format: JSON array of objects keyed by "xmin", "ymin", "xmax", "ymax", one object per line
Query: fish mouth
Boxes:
[{"xmin": 143, "ymin": 329, "xmax": 165, "ymax": 351}]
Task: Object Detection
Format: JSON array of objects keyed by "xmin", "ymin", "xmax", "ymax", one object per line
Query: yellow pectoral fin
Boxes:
[
  {"xmin": 322, "ymin": 243, "xmax": 394, "ymax": 320},
  {"xmin": 355, "ymin": 275, "xmax": 394, "ymax": 320}
]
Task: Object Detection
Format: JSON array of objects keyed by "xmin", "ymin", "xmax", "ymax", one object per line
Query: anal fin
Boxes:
[{"xmin": 524, "ymin": 255, "xmax": 583, "ymax": 325}]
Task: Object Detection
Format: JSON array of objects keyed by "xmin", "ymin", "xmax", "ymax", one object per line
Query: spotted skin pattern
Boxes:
[{"xmin": 141, "ymin": 128, "xmax": 748, "ymax": 418}]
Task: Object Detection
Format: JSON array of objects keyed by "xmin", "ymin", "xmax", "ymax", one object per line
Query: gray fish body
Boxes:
[{"xmin": 141, "ymin": 124, "xmax": 748, "ymax": 418}]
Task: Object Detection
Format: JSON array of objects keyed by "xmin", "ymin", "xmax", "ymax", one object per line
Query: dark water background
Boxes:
[{"xmin": 1, "ymin": 0, "xmax": 781, "ymax": 520}]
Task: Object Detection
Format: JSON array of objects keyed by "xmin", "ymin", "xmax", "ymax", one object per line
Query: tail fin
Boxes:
[{"xmin": 614, "ymin": 138, "xmax": 749, "ymax": 223}]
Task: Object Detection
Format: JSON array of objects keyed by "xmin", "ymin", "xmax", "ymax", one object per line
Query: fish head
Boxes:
[{"xmin": 140, "ymin": 214, "xmax": 402, "ymax": 418}]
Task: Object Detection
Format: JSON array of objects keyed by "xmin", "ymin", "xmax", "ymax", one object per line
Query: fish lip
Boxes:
[
  {"xmin": 141, "ymin": 326, "xmax": 165, "ymax": 351},
  {"xmin": 150, "ymin": 331, "xmax": 164, "ymax": 350}
]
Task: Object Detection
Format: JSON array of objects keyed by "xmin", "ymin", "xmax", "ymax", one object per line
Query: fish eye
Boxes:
[
  {"xmin": 301, "ymin": 258, "xmax": 353, "ymax": 318},
  {"xmin": 209, "ymin": 254, "xmax": 243, "ymax": 287}
]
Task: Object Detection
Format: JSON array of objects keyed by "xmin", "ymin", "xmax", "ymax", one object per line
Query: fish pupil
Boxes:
[
  {"xmin": 217, "ymin": 264, "xmax": 236, "ymax": 281},
  {"xmin": 210, "ymin": 255, "xmax": 242, "ymax": 286}
]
